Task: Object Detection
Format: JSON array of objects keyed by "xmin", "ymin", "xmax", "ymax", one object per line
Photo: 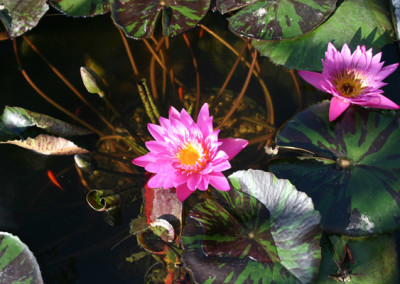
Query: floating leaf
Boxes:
[
  {"xmin": 216, "ymin": 0, "xmax": 336, "ymax": 40},
  {"xmin": 1, "ymin": 134, "xmax": 90, "ymax": 155},
  {"xmin": 0, "ymin": 0, "xmax": 48, "ymax": 37},
  {"xmin": 0, "ymin": 232, "xmax": 43, "ymax": 284},
  {"xmin": 252, "ymin": 0, "xmax": 395, "ymax": 70},
  {"xmin": 49, "ymin": 0, "xmax": 110, "ymax": 17},
  {"xmin": 269, "ymin": 101, "xmax": 400, "ymax": 236},
  {"xmin": 0, "ymin": 106, "xmax": 92, "ymax": 139},
  {"xmin": 317, "ymin": 234, "xmax": 399, "ymax": 283},
  {"xmin": 111, "ymin": 0, "xmax": 210, "ymax": 39},
  {"xmin": 182, "ymin": 169, "xmax": 322, "ymax": 283}
]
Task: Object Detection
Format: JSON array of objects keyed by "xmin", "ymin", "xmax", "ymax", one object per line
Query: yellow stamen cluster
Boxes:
[
  {"xmin": 176, "ymin": 143, "xmax": 202, "ymax": 166},
  {"xmin": 333, "ymin": 69, "xmax": 367, "ymax": 98}
]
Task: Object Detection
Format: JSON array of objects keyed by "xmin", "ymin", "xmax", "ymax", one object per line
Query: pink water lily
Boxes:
[
  {"xmin": 132, "ymin": 103, "xmax": 248, "ymax": 201},
  {"xmin": 298, "ymin": 42, "xmax": 399, "ymax": 121}
]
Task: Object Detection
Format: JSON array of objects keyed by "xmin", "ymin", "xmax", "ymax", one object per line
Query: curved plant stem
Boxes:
[
  {"xmin": 200, "ymin": 24, "xmax": 274, "ymax": 126},
  {"xmin": 217, "ymin": 39, "xmax": 249, "ymax": 99},
  {"xmin": 13, "ymin": 39, "xmax": 104, "ymax": 136},
  {"xmin": 22, "ymin": 35, "xmax": 117, "ymax": 133},
  {"xmin": 143, "ymin": 38, "xmax": 183, "ymax": 87},
  {"xmin": 248, "ymin": 133, "xmax": 275, "ymax": 145},
  {"xmin": 119, "ymin": 28, "xmax": 139, "ymax": 76},
  {"xmin": 182, "ymin": 33, "xmax": 201, "ymax": 117},
  {"xmin": 216, "ymin": 49, "xmax": 258, "ymax": 130},
  {"xmin": 288, "ymin": 69, "xmax": 303, "ymax": 112}
]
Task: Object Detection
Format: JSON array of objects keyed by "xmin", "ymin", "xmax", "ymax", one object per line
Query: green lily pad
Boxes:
[
  {"xmin": 182, "ymin": 170, "xmax": 322, "ymax": 283},
  {"xmin": 49, "ymin": 0, "xmax": 110, "ymax": 17},
  {"xmin": 269, "ymin": 101, "xmax": 400, "ymax": 236},
  {"xmin": 111, "ymin": 0, "xmax": 210, "ymax": 39},
  {"xmin": 216, "ymin": 0, "xmax": 336, "ymax": 40},
  {"xmin": 0, "ymin": 232, "xmax": 43, "ymax": 284},
  {"xmin": 317, "ymin": 234, "xmax": 399, "ymax": 283},
  {"xmin": 252, "ymin": 0, "xmax": 395, "ymax": 70},
  {"xmin": 0, "ymin": 0, "xmax": 48, "ymax": 37}
]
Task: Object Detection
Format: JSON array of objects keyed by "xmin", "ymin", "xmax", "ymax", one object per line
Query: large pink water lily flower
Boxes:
[
  {"xmin": 132, "ymin": 103, "xmax": 248, "ymax": 201},
  {"xmin": 298, "ymin": 42, "xmax": 399, "ymax": 121}
]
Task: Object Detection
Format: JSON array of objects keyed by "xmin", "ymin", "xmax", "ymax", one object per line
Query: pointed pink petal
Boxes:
[
  {"xmin": 169, "ymin": 106, "xmax": 180, "ymax": 120},
  {"xmin": 358, "ymin": 94, "xmax": 399, "ymax": 109},
  {"xmin": 219, "ymin": 138, "xmax": 248, "ymax": 160},
  {"xmin": 211, "ymin": 160, "xmax": 231, "ymax": 172},
  {"xmin": 208, "ymin": 172, "xmax": 230, "ymax": 191},
  {"xmin": 329, "ymin": 97, "xmax": 351, "ymax": 121},
  {"xmin": 145, "ymin": 140, "xmax": 167, "ymax": 153},
  {"xmin": 147, "ymin": 123, "xmax": 165, "ymax": 141},
  {"xmin": 176, "ymin": 184, "xmax": 194, "ymax": 201},
  {"xmin": 132, "ymin": 154, "xmax": 156, "ymax": 167},
  {"xmin": 198, "ymin": 175, "xmax": 209, "ymax": 191},
  {"xmin": 375, "ymin": 63, "xmax": 398, "ymax": 80},
  {"xmin": 340, "ymin": 43, "xmax": 352, "ymax": 67},
  {"xmin": 197, "ymin": 103, "xmax": 213, "ymax": 137},
  {"xmin": 298, "ymin": 71, "xmax": 330, "ymax": 92}
]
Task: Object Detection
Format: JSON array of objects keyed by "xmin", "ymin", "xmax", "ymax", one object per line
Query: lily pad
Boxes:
[
  {"xmin": 111, "ymin": 0, "xmax": 210, "ymax": 39},
  {"xmin": 0, "ymin": 232, "xmax": 43, "ymax": 284},
  {"xmin": 0, "ymin": 106, "xmax": 93, "ymax": 155},
  {"xmin": 49, "ymin": 0, "xmax": 110, "ymax": 17},
  {"xmin": 182, "ymin": 170, "xmax": 322, "ymax": 283},
  {"xmin": 216, "ymin": 0, "xmax": 336, "ymax": 40},
  {"xmin": 252, "ymin": 0, "xmax": 395, "ymax": 70},
  {"xmin": 0, "ymin": 0, "xmax": 48, "ymax": 37},
  {"xmin": 317, "ymin": 234, "xmax": 399, "ymax": 283},
  {"xmin": 269, "ymin": 101, "xmax": 400, "ymax": 236}
]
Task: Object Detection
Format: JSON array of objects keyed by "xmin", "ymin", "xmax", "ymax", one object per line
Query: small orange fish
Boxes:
[
  {"xmin": 199, "ymin": 27, "xmax": 204, "ymax": 39},
  {"xmin": 178, "ymin": 86, "xmax": 183, "ymax": 102},
  {"xmin": 47, "ymin": 170, "xmax": 63, "ymax": 190}
]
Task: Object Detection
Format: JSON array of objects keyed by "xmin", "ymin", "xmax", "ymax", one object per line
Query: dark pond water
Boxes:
[{"xmin": 1, "ymin": 7, "xmax": 400, "ymax": 284}]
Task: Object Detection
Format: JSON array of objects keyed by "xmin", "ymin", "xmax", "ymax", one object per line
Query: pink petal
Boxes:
[
  {"xmin": 147, "ymin": 123, "xmax": 165, "ymax": 141},
  {"xmin": 358, "ymin": 94, "xmax": 399, "ymax": 109},
  {"xmin": 329, "ymin": 97, "xmax": 351, "ymax": 121},
  {"xmin": 198, "ymin": 175, "xmax": 210, "ymax": 191},
  {"xmin": 132, "ymin": 154, "xmax": 155, "ymax": 167},
  {"xmin": 219, "ymin": 138, "xmax": 248, "ymax": 160},
  {"xmin": 208, "ymin": 172, "xmax": 230, "ymax": 191},
  {"xmin": 145, "ymin": 140, "xmax": 167, "ymax": 153},
  {"xmin": 197, "ymin": 103, "xmax": 213, "ymax": 137},
  {"xmin": 176, "ymin": 184, "xmax": 194, "ymax": 201},
  {"xmin": 211, "ymin": 160, "xmax": 231, "ymax": 172},
  {"xmin": 375, "ymin": 63, "xmax": 398, "ymax": 80},
  {"xmin": 187, "ymin": 173, "xmax": 201, "ymax": 190},
  {"xmin": 148, "ymin": 174, "xmax": 167, "ymax": 188},
  {"xmin": 298, "ymin": 71, "xmax": 329, "ymax": 92},
  {"xmin": 169, "ymin": 106, "xmax": 180, "ymax": 120}
]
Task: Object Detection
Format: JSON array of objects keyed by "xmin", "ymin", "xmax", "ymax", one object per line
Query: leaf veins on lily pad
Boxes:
[
  {"xmin": 111, "ymin": 0, "xmax": 210, "ymax": 39},
  {"xmin": 269, "ymin": 101, "xmax": 400, "ymax": 236},
  {"xmin": 0, "ymin": 232, "xmax": 44, "ymax": 284},
  {"xmin": 181, "ymin": 169, "xmax": 322, "ymax": 283},
  {"xmin": 215, "ymin": 0, "xmax": 336, "ymax": 40}
]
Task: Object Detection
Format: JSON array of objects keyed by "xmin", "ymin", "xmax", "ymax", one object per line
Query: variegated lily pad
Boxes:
[
  {"xmin": 0, "ymin": 106, "xmax": 93, "ymax": 155},
  {"xmin": 49, "ymin": 0, "xmax": 110, "ymax": 17},
  {"xmin": 269, "ymin": 101, "xmax": 400, "ymax": 236},
  {"xmin": 0, "ymin": 232, "xmax": 43, "ymax": 284},
  {"xmin": 111, "ymin": 0, "xmax": 210, "ymax": 39},
  {"xmin": 215, "ymin": 0, "xmax": 336, "ymax": 40},
  {"xmin": 252, "ymin": 0, "xmax": 395, "ymax": 70},
  {"xmin": 182, "ymin": 170, "xmax": 322, "ymax": 283},
  {"xmin": 0, "ymin": 0, "xmax": 48, "ymax": 37}
]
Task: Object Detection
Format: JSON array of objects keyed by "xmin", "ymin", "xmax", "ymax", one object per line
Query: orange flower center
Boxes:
[
  {"xmin": 333, "ymin": 69, "xmax": 366, "ymax": 98},
  {"xmin": 177, "ymin": 144, "xmax": 201, "ymax": 166}
]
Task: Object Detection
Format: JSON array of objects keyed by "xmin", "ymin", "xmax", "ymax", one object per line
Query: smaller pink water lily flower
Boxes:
[
  {"xmin": 298, "ymin": 42, "xmax": 399, "ymax": 121},
  {"xmin": 132, "ymin": 103, "xmax": 248, "ymax": 201}
]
